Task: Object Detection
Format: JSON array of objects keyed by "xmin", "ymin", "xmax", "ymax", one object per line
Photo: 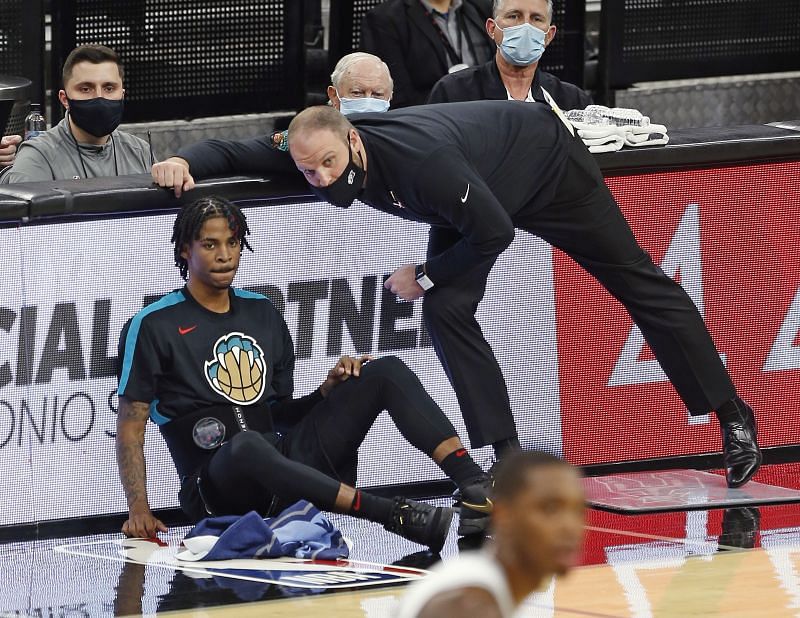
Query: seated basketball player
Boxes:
[
  {"xmin": 397, "ymin": 451, "xmax": 585, "ymax": 617},
  {"xmin": 115, "ymin": 196, "xmax": 492, "ymax": 551}
]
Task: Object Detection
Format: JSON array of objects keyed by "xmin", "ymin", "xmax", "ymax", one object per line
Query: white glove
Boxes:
[
  {"xmin": 622, "ymin": 123, "xmax": 669, "ymax": 147},
  {"xmin": 570, "ymin": 120, "xmax": 625, "ymax": 153},
  {"xmin": 587, "ymin": 141, "xmax": 625, "ymax": 153}
]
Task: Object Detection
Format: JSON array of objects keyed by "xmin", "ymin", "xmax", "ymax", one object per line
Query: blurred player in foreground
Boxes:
[{"xmin": 398, "ymin": 451, "xmax": 584, "ymax": 617}]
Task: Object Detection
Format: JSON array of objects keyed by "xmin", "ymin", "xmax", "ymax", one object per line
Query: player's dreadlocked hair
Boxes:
[{"xmin": 171, "ymin": 196, "xmax": 253, "ymax": 281}]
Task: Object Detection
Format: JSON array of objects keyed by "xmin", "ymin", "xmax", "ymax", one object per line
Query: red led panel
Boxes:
[{"xmin": 557, "ymin": 161, "xmax": 800, "ymax": 465}]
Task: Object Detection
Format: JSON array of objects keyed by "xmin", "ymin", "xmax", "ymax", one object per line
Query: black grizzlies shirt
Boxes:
[
  {"xmin": 117, "ymin": 287, "xmax": 322, "ymax": 477},
  {"xmin": 118, "ymin": 286, "xmax": 315, "ymax": 425}
]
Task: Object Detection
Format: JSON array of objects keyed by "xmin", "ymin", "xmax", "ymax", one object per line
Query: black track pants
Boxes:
[
  {"xmin": 423, "ymin": 135, "xmax": 735, "ymax": 448},
  {"xmin": 185, "ymin": 356, "xmax": 459, "ymax": 521}
]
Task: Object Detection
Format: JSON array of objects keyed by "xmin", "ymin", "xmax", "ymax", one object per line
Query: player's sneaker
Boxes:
[
  {"xmin": 385, "ymin": 498, "xmax": 453, "ymax": 553},
  {"xmin": 452, "ymin": 461, "xmax": 499, "ymax": 504},
  {"xmin": 458, "ymin": 476, "xmax": 494, "ymax": 536}
]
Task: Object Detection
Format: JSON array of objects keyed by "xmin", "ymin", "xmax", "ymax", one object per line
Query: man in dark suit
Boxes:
[
  {"xmin": 361, "ymin": 0, "xmax": 495, "ymax": 108},
  {"xmin": 428, "ymin": 0, "xmax": 591, "ymax": 110},
  {"xmin": 287, "ymin": 102, "xmax": 763, "ymax": 489}
]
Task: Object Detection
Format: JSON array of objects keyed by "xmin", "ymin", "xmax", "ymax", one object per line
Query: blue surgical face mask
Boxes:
[
  {"xmin": 494, "ymin": 22, "xmax": 547, "ymax": 66},
  {"xmin": 336, "ymin": 91, "xmax": 391, "ymax": 116}
]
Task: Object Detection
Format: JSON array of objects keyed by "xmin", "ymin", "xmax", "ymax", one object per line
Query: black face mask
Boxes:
[
  {"xmin": 310, "ymin": 137, "xmax": 366, "ymax": 209},
  {"xmin": 67, "ymin": 97, "xmax": 125, "ymax": 138}
]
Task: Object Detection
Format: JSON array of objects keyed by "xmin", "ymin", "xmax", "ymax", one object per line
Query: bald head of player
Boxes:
[
  {"xmin": 402, "ymin": 451, "xmax": 584, "ymax": 618},
  {"xmin": 288, "ymin": 106, "xmax": 367, "ymax": 202}
]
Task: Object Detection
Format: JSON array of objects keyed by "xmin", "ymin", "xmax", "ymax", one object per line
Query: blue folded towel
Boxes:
[{"xmin": 178, "ymin": 500, "xmax": 349, "ymax": 562}]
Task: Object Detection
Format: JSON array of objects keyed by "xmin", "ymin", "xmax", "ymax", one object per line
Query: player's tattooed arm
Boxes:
[
  {"xmin": 116, "ymin": 396, "xmax": 168, "ymax": 538},
  {"xmin": 116, "ymin": 398, "xmax": 150, "ymax": 509}
]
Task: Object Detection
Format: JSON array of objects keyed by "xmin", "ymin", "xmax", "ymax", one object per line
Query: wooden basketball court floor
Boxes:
[{"xmin": 4, "ymin": 463, "xmax": 800, "ymax": 617}]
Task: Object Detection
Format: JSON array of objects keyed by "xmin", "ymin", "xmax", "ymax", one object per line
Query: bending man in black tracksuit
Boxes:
[{"xmin": 151, "ymin": 101, "xmax": 762, "ymax": 488}]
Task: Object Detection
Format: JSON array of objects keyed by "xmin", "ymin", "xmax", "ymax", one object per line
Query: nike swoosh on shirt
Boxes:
[
  {"xmin": 460, "ymin": 183, "xmax": 470, "ymax": 203},
  {"xmin": 178, "ymin": 325, "xmax": 197, "ymax": 335},
  {"xmin": 461, "ymin": 498, "xmax": 494, "ymax": 514}
]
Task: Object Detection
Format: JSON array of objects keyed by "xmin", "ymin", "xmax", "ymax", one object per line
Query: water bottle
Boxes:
[
  {"xmin": 565, "ymin": 108, "xmax": 612, "ymax": 126},
  {"xmin": 24, "ymin": 104, "xmax": 46, "ymax": 140},
  {"xmin": 609, "ymin": 107, "xmax": 650, "ymax": 127},
  {"xmin": 584, "ymin": 105, "xmax": 650, "ymax": 128}
]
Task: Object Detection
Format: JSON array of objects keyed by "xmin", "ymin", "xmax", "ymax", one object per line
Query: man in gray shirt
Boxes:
[{"xmin": 3, "ymin": 45, "xmax": 153, "ymax": 183}]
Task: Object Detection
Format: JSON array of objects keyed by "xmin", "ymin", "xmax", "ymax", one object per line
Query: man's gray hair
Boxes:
[
  {"xmin": 330, "ymin": 52, "xmax": 394, "ymax": 91},
  {"xmin": 492, "ymin": 0, "xmax": 553, "ymax": 22}
]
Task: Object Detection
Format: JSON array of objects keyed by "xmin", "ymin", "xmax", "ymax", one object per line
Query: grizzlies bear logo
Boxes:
[{"xmin": 204, "ymin": 332, "xmax": 266, "ymax": 404}]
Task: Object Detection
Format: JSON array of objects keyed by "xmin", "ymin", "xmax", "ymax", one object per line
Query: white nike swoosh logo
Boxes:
[{"xmin": 460, "ymin": 183, "xmax": 470, "ymax": 203}]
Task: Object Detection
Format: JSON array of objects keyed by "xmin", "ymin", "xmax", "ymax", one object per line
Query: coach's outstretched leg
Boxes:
[
  {"xmin": 522, "ymin": 138, "xmax": 762, "ymax": 487},
  {"xmin": 575, "ymin": 250, "xmax": 762, "ymax": 487}
]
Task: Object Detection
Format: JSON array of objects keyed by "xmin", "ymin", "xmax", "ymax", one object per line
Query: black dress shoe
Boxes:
[
  {"xmin": 717, "ymin": 399, "xmax": 762, "ymax": 488},
  {"xmin": 719, "ymin": 507, "xmax": 761, "ymax": 549}
]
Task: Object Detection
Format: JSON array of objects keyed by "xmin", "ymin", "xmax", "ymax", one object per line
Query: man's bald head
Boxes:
[
  {"xmin": 288, "ymin": 106, "xmax": 366, "ymax": 190},
  {"xmin": 289, "ymin": 106, "xmax": 355, "ymax": 145}
]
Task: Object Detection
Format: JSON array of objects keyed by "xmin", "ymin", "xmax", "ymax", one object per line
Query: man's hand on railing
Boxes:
[{"xmin": 152, "ymin": 157, "xmax": 195, "ymax": 198}]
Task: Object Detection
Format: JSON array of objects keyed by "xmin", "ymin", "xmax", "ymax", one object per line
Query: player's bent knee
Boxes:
[
  {"xmin": 362, "ymin": 355, "xmax": 426, "ymax": 397},
  {"xmin": 363, "ymin": 355, "xmax": 425, "ymax": 391},
  {"xmin": 363, "ymin": 354, "xmax": 407, "ymax": 378},
  {"xmin": 227, "ymin": 431, "xmax": 281, "ymax": 472}
]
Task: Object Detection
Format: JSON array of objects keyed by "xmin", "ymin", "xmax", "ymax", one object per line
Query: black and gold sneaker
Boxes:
[
  {"xmin": 458, "ymin": 476, "xmax": 494, "ymax": 536},
  {"xmin": 384, "ymin": 498, "xmax": 453, "ymax": 553}
]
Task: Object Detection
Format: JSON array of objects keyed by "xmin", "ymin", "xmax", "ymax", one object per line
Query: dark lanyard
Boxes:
[
  {"xmin": 418, "ymin": 1, "xmax": 478, "ymax": 66},
  {"xmin": 147, "ymin": 130, "xmax": 156, "ymax": 165}
]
